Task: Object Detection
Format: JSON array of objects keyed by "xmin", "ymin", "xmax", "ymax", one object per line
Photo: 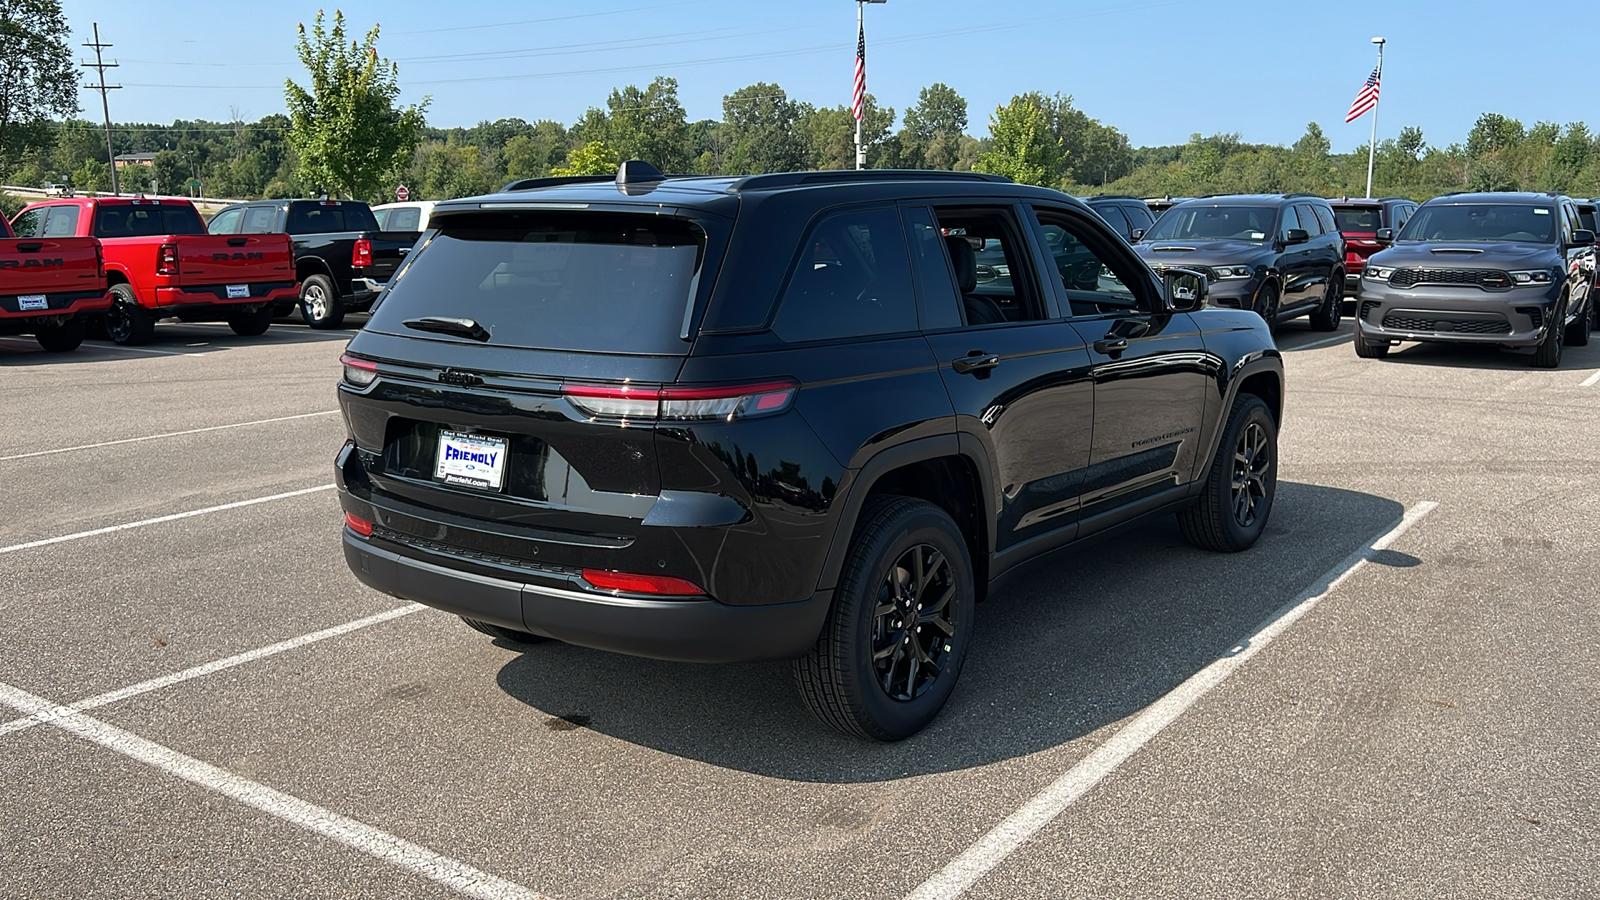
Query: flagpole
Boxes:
[
  {"xmin": 1363, "ymin": 36, "xmax": 1388, "ymax": 196},
  {"xmin": 855, "ymin": 0, "xmax": 864, "ymax": 170}
]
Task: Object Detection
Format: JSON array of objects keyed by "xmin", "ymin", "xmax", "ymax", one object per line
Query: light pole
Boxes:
[
  {"xmin": 1364, "ymin": 36, "xmax": 1385, "ymax": 199},
  {"xmin": 854, "ymin": 0, "xmax": 886, "ymax": 170}
]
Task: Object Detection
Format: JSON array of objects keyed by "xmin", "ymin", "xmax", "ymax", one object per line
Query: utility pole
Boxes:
[{"xmin": 81, "ymin": 23, "xmax": 122, "ymax": 196}]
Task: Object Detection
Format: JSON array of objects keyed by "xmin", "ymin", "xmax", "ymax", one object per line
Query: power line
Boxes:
[{"xmin": 81, "ymin": 22, "xmax": 122, "ymax": 196}]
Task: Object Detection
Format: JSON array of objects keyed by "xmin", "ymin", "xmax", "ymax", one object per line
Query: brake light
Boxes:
[
  {"xmin": 582, "ymin": 569, "xmax": 704, "ymax": 596},
  {"xmin": 156, "ymin": 243, "xmax": 178, "ymax": 275},
  {"xmin": 344, "ymin": 512, "xmax": 374, "ymax": 537},
  {"xmin": 561, "ymin": 379, "xmax": 798, "ymax": 423},
  {"xmin": 340, "ymin": 353, "xmax": 378, "ymax": 386},
  {"xmin": 351, "ymin": 238, "xmax": 372, "ymax": 268}
]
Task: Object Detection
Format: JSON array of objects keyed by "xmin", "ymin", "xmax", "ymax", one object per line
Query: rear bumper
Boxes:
[
  {"xmin": 346, "ymin": 282, "xmax": 383, "ymax": 311},
  {"xmin": 0, "ymin": 289, "xmax": 113, "ymax": 318},
  {"xmin": 1355, "ymin": 281, "xmax": 1559, "ymax": 347},
  {"xmin": 153, "ymin": 281, "xmax": 300, "ymax": 310},
  {"xmin": 343, "ymin": 530, "xmax": 831, "ymax": 663}
]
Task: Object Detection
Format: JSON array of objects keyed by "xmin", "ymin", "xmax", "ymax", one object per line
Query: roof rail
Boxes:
[
  {"xmin": 1283, "ymin": 192, "xmax": 1323, "ymax": 199},
  {"xmin": 1085, "ymin": 193, "xmax": 1141, "ymax": 201},
  {"xmin": 730, "ymin": 169, "xmax": 1011, "ymax": 192},
  {"xmin": 502, "ymin": 174, "xmax": 614, "ymax": 192}
]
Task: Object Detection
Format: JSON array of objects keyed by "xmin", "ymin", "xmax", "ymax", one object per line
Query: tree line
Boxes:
[{"xmin": 4, "ymin": 2, "xmax": 1600, "ymax": 216}]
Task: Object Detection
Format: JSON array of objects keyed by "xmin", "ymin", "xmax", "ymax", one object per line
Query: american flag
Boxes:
[
  {"xmin": 1345, "ymin": 65, "xmax": 1381, "ymax": 123},
  {"xmin": 852, "ymin": 21, "xmax": 866, "ymax": 121}
]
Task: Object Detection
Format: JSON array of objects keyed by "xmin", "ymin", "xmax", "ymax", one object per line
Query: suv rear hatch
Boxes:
[{"xmin": 340, "ymin": 207, "xmax": 736, "ymax": 587}]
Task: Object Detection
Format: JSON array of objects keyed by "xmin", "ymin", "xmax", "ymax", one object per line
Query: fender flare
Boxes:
[
  {"xmin": 814, "ymin": 434, "xmax": 997, "ymax": 593},
  {"xmin": 1197, "ymin": 353, "xmax": 1284, "ymax": 468}
]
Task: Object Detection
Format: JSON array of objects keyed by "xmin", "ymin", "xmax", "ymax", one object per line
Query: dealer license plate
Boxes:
[
  {"xmin": 17, "ymin": 295, "xmax": 47, "ymax": 311},
  {"xmin": 226, "ymin": 284, "xmax": 250, "ymax": 299},
  {"xmin": 433, "ymin": 430, "xmax": 509, "ymax": 492}
]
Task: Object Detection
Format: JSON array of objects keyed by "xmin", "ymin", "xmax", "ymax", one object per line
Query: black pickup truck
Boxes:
[{"xmin": 207, "ymin": 199, "xmax": 421, "ymax": 328}]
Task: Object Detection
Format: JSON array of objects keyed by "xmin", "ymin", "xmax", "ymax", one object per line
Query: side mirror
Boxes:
[
  {"xmin": 1375, "ymin": 227, "xmax": 1394, "ymax": 245},
  {"xmin": 1161, "ymin": 267, "xmax": 1208, "ymax": 313},
  {"xmin": 1572, "ymin": 229, "xmax": 1596, "ymax": 246},
  {"xmin": 1282, "ymin": 228, "xmax": 1310, "ymax": 246},
  {"xmin": 1130, "ymin": 228, "xmax": 1145, "ymax": 242}
]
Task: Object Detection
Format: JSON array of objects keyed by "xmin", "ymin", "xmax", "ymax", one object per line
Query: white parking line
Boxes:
[
  {"xmin": 0, "ymin": 484, "xmax": 335, "ymax": 556},
  {"xmin": 1580, "ymin": 370, "xmax": 1600, "ymax": 387},
  {"xmin": 905, "ymin": 500, "xmax": 1440, "ymax": 900},
  {"xmin": 1292, "ymin": 332, "xmax": 1352, "ymax": 351},
  {"xmin": 0, "ymin": 681, "xmax": 548, "ymax": 900},
  {"xmin": 1, "ymin": 336, "xmax": 192, "ymax": 357},
  {"xmin": 0, "ymin": 604, "xmax": 423, "ymax": 739},
  {"xmin": 0, "ymin": 411, "xmax": 340, "ymax": 462}
]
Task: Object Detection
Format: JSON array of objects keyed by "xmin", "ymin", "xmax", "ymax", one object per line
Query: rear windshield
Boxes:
[
  {"xmin": 1399, "ymin": 204, "xmax": 1556, "ymax": 243},
  {"xmin": 1144, "ymin": 205, "xmax": 1277, "ymax": 242},
  {"xmin": 286, "ymin": 202, "xmax": 379, "ymax": 234},
  {"xmin": 1332, "ymin": 206, "xmax": 1382, "ymax": 231},
  {"xmin": 93, "ymin": 203, "xmax": 206, "ymax": 238},
  {"xmin": 369, "ymin": 212, "xmax": 706, "ymax": 354}
]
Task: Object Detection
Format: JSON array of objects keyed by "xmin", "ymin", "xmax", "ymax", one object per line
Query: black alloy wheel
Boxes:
[
  {"xmin": 104, "ymin": 284, "xmax": 155, "ymax": 346},
  {"xmin": 1565, "ymin": 297, "xmax": 1592, "ymax": 347},
  {"xmin": 1254, "ymin": 283, "xmax": 1281, "ymax": 332},
  {"xmin": 1231, "ymin": 419, "xmax": 1272, "ymax": 529},
  {"xmin": 1532, "ymin": 298, "xmax": 1566, "ymax": 368},
  {"xmin": 34, "ymin": 317, "xmax": 85, "ymax": 353},
  {"xmin": 871, "ymin": 543, "xmax": 959, "ymax": 702},
  {"xmin": 1309, "ymin": 274, "xmax": 1343, "ymax": 331},
  {"xmin": 227, "ymin": 305, "xmax": 274, "ymax": 337},
  {"xmin": 1178, "ymin": 394, "xmax": 1277, "ymax": 552}
]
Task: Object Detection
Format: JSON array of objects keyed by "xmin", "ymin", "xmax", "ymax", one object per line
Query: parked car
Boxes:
[
  {"xmin": 1575, "ymin": 199, "xmax": 1600, "ymax": 252},
  {"xmin": 1134, "ymin": 194, "xmax": 1347, "ymax": 332},
  {"xmin": 335, "ymin": 162, "xmax": 1285, "ymax": 741},
  {"xmin": 1079, "ymin": 194, "xmax": 1157, "ymax": 243},
  {"xmin": 0, "ymin": 210, "xmax": 110, "ymax": 352},
  {"xmin": 207, "ymin": 198, "xmax": 422, "ymax": 329},
  {"xmin": 1355, "ymin": 191, "xmax": 1597, "ymax": 367},
  {"xmin": 11, "ymin": 197, "xmax": 297, "ymax": 345},
  {"xmin": 1329, "ymin": 197, "xmax": 1418, "ymax": 301},
  {"xmin": 371, "ymin": 200, "xmax": 437, "ymax": 233},
  {"xmin": 42, "ymin": 182, "xmax": 73, "ymax": 198}
]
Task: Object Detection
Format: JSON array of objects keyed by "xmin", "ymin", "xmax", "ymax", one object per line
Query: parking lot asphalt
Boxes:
[{"xmin": 2, "ymin": 320, "xmax": 1596, "ymax": 899}]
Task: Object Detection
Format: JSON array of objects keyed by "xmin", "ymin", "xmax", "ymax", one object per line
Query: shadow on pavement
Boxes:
[
  {"xmin": 0, "ymin": 318, "xmax": 362, "ymax": 364},
  {"xmin": 1371, "ymin": 339, "xmax": 1599, "ymax": 371},
  {"xmin": 493, "ymin": 481, "xmax": 1405, "ymax": 782}
]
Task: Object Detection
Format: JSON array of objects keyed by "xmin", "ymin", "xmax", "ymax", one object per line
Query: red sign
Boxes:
[{"xmin": 396, "ymin": 184, "xmax": 410, "ymax": 202}]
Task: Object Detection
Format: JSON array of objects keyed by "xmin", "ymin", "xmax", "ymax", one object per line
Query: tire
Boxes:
[
  {"xmin": 1564, "ymin": 297, "xmax": 1592, "ymax": 348},
  {"xmin": 1353, "ymin": 334, "xmax": 1390, "ymax": 358},
  {"xmin": 1308, "ymin": 272, "xmax": 1343, "ymax": 332},
  {"xmin": 1532, "ymin": 300, "xmax": 1565, "ymax": 369},
  {"xmin": 299, "ymin": 274, "xmax": 345, "ymax": 330},
  {"xmin": 226, "ymin": 305, "xmax": 273, "ymax": 337},
  {"xmin": 1253, "ymin": 282, "xmax": 1281, "ymax": 333},
  {"xmin": 1178, "ymin": 394, "xmax": 1277, "ymax": 553},
  {"xmin": 104, "ymin": 284, "xmax": 156, "ymax": 345},
  {"xmin": 459, "ymin": 616, "xmax": 551, "ymax": 645},
  {"xmin": 793, "ymin": 496, "xmax": 976, "ymax": 741},
  {"xmin": 34, "ymin": 318, "xmax": 85, "ymax": 353}
]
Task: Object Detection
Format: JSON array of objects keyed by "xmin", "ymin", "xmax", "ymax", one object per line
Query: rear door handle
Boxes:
[
  {"xmin": 951, "ymin": 353, "xmax": 1000, "ymax": 375},
  {"xmin": 1094, "ymin": 338, "xmax": 1129, "ymax": 354}
]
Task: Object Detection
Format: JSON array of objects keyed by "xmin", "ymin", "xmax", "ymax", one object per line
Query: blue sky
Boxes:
[{"xmin": 65, "ymin": 0, "xmax": 1600, "ymax": 151}]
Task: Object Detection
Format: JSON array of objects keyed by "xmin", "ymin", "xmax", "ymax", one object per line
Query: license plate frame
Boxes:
[
  {"xmin": 432, "ymin": 429, "xmax": 510, "ymax": 492},
  {"xmin": 17, "ymin": 295, "xmax": 47, "ymax": 311},
  {"xmin": 225, "ymin": 284, "xmax": 250, "ymax": 299}
]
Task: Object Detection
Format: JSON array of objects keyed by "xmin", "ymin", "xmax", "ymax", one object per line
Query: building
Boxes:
[{"xmin": 113, "ymin": 152, "xmax": 156, "ymax": 169}]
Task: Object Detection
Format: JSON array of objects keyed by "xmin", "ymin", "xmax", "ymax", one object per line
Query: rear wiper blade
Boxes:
[{"xmin": 402, "ymin": 316, "xmax": 490, "ymax": 342}]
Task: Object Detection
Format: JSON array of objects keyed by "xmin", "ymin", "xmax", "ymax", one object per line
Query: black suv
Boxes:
[
  {"xmin": 1135, "ymin": 194, "xmax": 1347, "ymax": 332},
  {"xmin": 335, "ymin": 164, "xmax": 1285, "ymax": 740},
  {"xmin": 1080, "ymin": 194, "xmax": 1157, "ymax": 243},
  {"xmin": 1355, "ymin": 192, "xmax": 1597, "ymax": 367}
]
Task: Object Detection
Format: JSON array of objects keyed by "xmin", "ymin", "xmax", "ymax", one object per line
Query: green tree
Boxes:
[
  {"xmin": 284, "ymin": 11, "xmax": 429, "ymax": 200},
  {"xmin": 721, "ymin": 83, "xmax": 806, "ymax": 175},
  {"xmin": 552, "ymin": 140, "xmax": 620, "ymax": 176},
  {"xmin": 798, "ymin": 94, "xmax": 893, "ymax": 170},
  {"xmin": 606, "ymin": 76, "xmax": 689, "ymax": 172},
  {"xmin": 502, "ymin": 121, "xmax": 568, "ymax": 180},
  {"xmin": 1289, "ymin": 122, "xmax": 1332, "ymax": 192},
  {"xmin": 0, "ymin": 0, "xmax": 79, "ymax": 172},
  {"xmin": 975, "ymin": 95, "xmax": 1060, "ymax": 186},
  {"xmin": 900, "ymin": 83, "xmax": 968, "ymax": 169}
]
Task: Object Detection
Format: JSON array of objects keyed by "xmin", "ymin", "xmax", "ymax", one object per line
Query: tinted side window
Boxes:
[
  {"xmin": 1096, "ymin": 204, "xmax": 1131, "ymax": 239},
  {"xmin": 1294, "ymin": 204, "xmax": 1322, "ymax": 236},
  {"xmin": 1312, "ymin": 205, "xmax": 1338, "ymax": 236},
  {"xmin": 243, "ymin": 207, "xmax": 279, "ymax": 234},
  {"xmin": 41, "ymin": 206, "xmax": 80, "ymax": 237},
  {"xmin": 207, "ymin": 208, "xmax": 243, "ymax": 234},
  {"xmin": 772, "ymin": 206, "xmax": 918, "ymax": 344},
  {"xmin": 388, "ymin": 207, "xmax": 422, "ymax": 232},
  {"xmin": 900, "ymin": 206, "xmax": 962, "ymax": 331},
  {"xmin": 1280, "ymin": 205, "xmax": 1301, "ymax": 238},
  {"xmin": 931, "ymin": 206, "xmax": 1046, "ymax": 325},
  {"xmin": 1578, "ymin": 207, "xmax": 1598, "ymax": 233},
  {"xmin": 92, "ymin": 205, "xmax": 205, "ymax": 238},
  {"xmin": 11, "ymin": 209, "xmax": 41, "ymax": 238},
  {"xmin": 286, "ymin": 202, "xmax": 378, "ymax": 234},
  {"xmin": 1122, "ymin": 203, "xmax": 1155, "ymax": 234}
]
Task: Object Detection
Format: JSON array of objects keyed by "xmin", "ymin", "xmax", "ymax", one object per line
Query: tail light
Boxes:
[
  {"xmin": 582, "ymin": 569, "xmax": 703, "ymax": 596},
  {"xmin": 343, "ymin": 512, "xmax": 374, "ymax": 537},
  {"xmin": 340, "ymin": 353, "xmax": 378, "ymax": 386},
  {"xmin": 156, "ymin": 243, "xmax": 178, "ymax": 275},
  {"xmin": 351, "ymin": 238, "xmax": 372, "ymax": 268},
  {"xmin": 561, "ymin": 379, "xmax": 797, "ymax": 423}
]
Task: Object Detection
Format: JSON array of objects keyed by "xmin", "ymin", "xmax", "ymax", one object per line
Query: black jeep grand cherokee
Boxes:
[{"xmin": 336, "ymin": 164, "xmax": 1285, "ymax": 740}]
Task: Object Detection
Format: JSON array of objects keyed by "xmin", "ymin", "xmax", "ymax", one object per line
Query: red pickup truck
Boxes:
[
  {"xmin": 0, "ymin": 211, "xmax": 111, "ymax": 352},
  {"xmin": 12, "ymin": 197, "xmax": 299, "ymax": 345}
]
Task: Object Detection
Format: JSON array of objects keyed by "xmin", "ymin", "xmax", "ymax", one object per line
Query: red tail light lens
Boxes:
[
  {"xmin": 582, "ymin": 569, "xmax": 704, "ymax": 596},
  {"xmin": 561, "ymin": 379, "xmax": 797, "ymax": 423},
  {"xmin": 351, "ymin": 238, "xmax": 372, "ymax": 268},
  {"xmin": 340, "ymin": 353, "xmax": 378, "ymax": 387},
  {"xmin": 344, "ymin": 512, "xmax": 374, "ymax": 536},
  {"xmin": 156, "ymin": 243, "xmax": 178, "ymax": 275}
]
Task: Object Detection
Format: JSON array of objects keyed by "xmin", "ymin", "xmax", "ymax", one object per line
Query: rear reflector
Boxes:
[
  {"xmin": 344, "ymin": 512, "xmax": 374, "ymax": 536},
  {"xmin": 339, "ymin": 353, "xmax": 378, "ymax": 387},
  {"xmin": 582, "ymin": 569, "xmax": 704, "ymax": 596},
  {"xmin": 562, "ymin": 379, "xmax": 797, "ymax": 423}
]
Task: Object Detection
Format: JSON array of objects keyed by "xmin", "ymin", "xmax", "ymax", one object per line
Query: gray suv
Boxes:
[
  {"xmin": 1355, "ymin": 192, "xmax": 1598, "ymax": 367},
  {"xmin": 1135, "ymin": 194, "xmax": 1346, "ymax": 332}
]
